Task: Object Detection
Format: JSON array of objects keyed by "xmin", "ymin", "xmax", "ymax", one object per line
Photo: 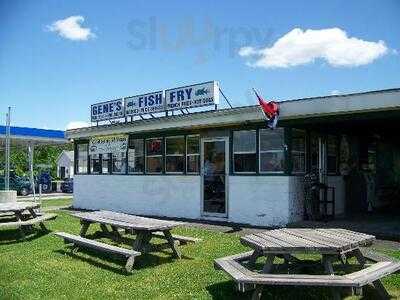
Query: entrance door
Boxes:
[{"xmin": 201, "ymin": 137, "xmax": 228, "ymax": 217}]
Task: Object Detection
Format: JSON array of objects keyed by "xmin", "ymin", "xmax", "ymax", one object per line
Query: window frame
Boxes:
[
  {"xmin": 101, "ymin": 153, "xmax": 111, "ymax": 175},
  {"xmin": 291, "ymin": 129, "xmax": 307, "ymax": 175},
  {"xmin": 186, "ymin": 134, "xmax": 200, "ymax": 175},
  {"xmin": 327, "ymin": 135, "xmax": 339, "ymax": 175},
  {"xmin": 76, "ymin": 143, "xmax": 89, "ymax": 174},
  {"xmin": 90, "ymin": 153, "xmax": 101, "ymax": 174},
  {"xmin": 111, "ymin": 152, "xmax": 127, "ymax": 174},
  {"xmin": 145, "ymin": 137, "xmax": 164, "ymax": 174},
  {"xmin": 165, "ymin": 135, "xmax": 185, "ymax": 174},
  {"xmin": 128, "ymin": 138, "xmax": 145, "ymax": 174},
  {"xmin": 232, "ymin": 129, "xmax": 257, "ymax": 174},
  {"xmin": 259, "ymin": 128, "xmax": 285, "ymax": 174}
]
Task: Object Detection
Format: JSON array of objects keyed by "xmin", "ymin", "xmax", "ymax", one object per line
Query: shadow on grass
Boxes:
[
  {"xmin": 0, "ymin": 228, "xmax": 50, "ymax": 245},
  {"xmin": 54, "ymin": 240, "xmax": 191, "ymax": 275},
  {"xmin": 84, "ymin": 231, "xmax": 195, "ymax": 260},
  {"xmin": 206, "ymin": 281, "xmax": 336, "ymax": 300}
]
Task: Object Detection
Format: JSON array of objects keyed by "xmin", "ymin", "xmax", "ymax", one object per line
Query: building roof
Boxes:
[
  {"xmin": 0, "ymin": 125, "xmax": 66, "ymax": 145},
  {"xmin": 66, "ymin": 88, "xmax": 400, "ymax": 139},
  {"xmin": 56, "ymin": 150, "xmax": 74, "ymax": 163}
]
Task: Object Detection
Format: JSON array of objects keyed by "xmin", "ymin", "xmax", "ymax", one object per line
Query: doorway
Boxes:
[
  {"xmin": 60, "ymin": 166, "xmax": 66, "ymax": 179},
  {"xmin": 201, "ymin": 137, "xmax": 228, "ymax": 217}
]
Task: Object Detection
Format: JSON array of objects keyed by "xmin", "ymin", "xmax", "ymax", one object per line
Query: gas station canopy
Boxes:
[
  {"xmin": 0, "ymin": 125, "xmax": 67, "ymax": 201},
  {"xmin": 0, "ymin": 126, "xmax": 66, "ymax": 147}
]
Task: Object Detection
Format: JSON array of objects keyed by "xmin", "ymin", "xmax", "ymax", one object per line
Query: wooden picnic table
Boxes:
[
  {"xmin": 72, "ymin": 210, "xmax": 184, "ymax": 258},
  {"xmin": 0, "ymin": 201, "xmax": 56, "ymax": 238},
  {"xmin": 240, "ymin": 228, "xmax": 388, "ymax": 299}
]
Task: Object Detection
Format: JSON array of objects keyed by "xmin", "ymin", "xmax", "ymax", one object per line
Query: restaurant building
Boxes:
[{"xmin": 66, "ymin": 86, "xmax": 400, "ymax": 227}]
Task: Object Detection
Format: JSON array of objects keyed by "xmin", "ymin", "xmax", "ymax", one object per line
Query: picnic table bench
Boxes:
[
  {"xmin": 215, "ymin": 228, "xmax": 400, "ymax": 299},
  {"xmin": 0, "ymin": 201, "xmax": 57, "ymax": 238},
  {"xmin": 55, "ymin": 210, "xmax": 200, "ymax": 272}
]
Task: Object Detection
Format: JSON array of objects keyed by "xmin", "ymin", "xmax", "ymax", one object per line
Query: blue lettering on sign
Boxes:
[
  {"xmin": 137, "ymin": 93, "xmax": 162, "ymax": 108},
  {"xmin": 169, "ymin": 91, "xmax": 176, "ymax": 103},
  {"xmin": 92, "ymin": 100, "xmax": 123, "ymax": 121},
  {"xmin": 177, "ymin": 90, "xmax": 184, "ymax": 101},
  {"xmin": 185, "ymin": 88, "xmax": 192, "ymax": 99},
  {"xmin": 155, "ymin": 93, "xmax": 162, "ymax": 104},
  {"xmin": 168, "ymin": 88, "xmax": 193, "ymax": 103}
]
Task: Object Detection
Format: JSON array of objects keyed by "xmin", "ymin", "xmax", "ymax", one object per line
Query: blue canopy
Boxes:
[{"xmin": 0, "ymin": 125, "xmax": 66, "ymax": 145}]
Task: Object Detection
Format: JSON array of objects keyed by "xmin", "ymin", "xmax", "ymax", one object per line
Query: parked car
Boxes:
[
  {"xmin": 0, "ymin": 176, "xmax": 31, "ymax": 196},
  {"xmin": 38, "ymin": 172, "xmax": 52, "ymax": 193},
  {"xmin": 61, "ymin": 178, "xmax": 73, "ymax": 193}
]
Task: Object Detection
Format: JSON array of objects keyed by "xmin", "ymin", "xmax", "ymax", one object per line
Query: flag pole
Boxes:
[{"xmin": 5, "ymin": 106, "xmax": 11, "ymax": 191}]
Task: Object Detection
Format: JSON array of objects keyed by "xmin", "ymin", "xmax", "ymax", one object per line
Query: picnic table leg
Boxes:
[
  {"xmin": 28, "ymin": 208, "xmax": 47, "ymax": 231},
  {"xmin": 352, "ymin": 249, "xmax": 366, "ymax": 267},
  {"xmin": 133, "ymin": 231, "xmax": 152, "ymax": 253},
  {"xmin": 251, "ymin": 285, "xmax": 263, "ymax": 300},
  {"xmin": 262, "ymin": 254, "xmax": 275, "ymax": 273},
  {"xmin": 372, "ymin": 280, "xmax": 390, "ymax": 300},
  {"xmin": 14, "ymin": 211, "xmax": 26, "ymax": 239},
  {"xmin": 100, "ymin": 223, "xmax": 110, "ymax": 236},
  {"xmin": 110, "ymin": 225, "xmax": 122, "ymax": 243},
  {"xmin": 248, "ymin": 250, "xmax": 261, "ymax": 269},
  {"xmin": 163, "ymin": 230, "xmax": 181, "ymax": 259},
  {"xmin": 79, "ymin": 221, "xmax": 91, "ymax": 237},
  {"xmin": 352, "ymin": 249, "xmax": 390, "ymax": 299},
  {"xmin": 125, "ymin": 255, "xmax": 136, "ymax": 273},
  {"xmin": 322, "ymin": 255, "xmax": 341, "ymax": 300}
]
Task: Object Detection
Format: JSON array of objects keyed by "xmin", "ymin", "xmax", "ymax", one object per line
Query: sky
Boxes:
[{"xmin": 0, "ymin": 0, "xmax": 399, "ymax": 130}]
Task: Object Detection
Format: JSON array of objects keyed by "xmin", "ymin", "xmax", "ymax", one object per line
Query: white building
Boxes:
[
  {"xmin": 66, "ymin": 88, "xmax": 400, "ymax": 227},
  {"xmin": 56, "ymin": 150, "xmax": 74, "ymax": 179}
]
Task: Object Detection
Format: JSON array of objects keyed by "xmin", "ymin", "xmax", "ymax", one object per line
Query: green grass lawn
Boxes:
[
  {"xmin": 0, "ymin": 210, "xmax": 399, "ymax": 300},
  {"xmin": 40, "ymin": 198, "xmax": 73, "ymax": 208}
]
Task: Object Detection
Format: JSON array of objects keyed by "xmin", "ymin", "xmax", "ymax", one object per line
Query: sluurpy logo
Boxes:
[{"xmin": 195, "ymin": 88, "xmax": 209, "ymax": 96}]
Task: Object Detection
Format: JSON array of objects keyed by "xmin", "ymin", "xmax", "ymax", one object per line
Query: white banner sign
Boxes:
[
  {"xmin": 90, "ymin": 81, "xmax": 219, "ymax": 121},
  {"xmin": 165, "ymin": 81, "xmax": 219, "ymax": 111},
  {"xmin": 125, "ymin": 91, "xmax": 164, "ymax": 116},
  {"xmin": 89, "ymin": 134, "xmax": 128, "ymax": 155},
  {"xmin": 91, "ymin": 99, "xmax": 125, "ymax": 122}
]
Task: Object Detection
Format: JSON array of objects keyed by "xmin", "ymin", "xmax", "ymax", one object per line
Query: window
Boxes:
[
  {"xmin": 233, "ymin": 130, "xmax": 256, "ymax": 173},
  {"xmin": 186, "ymin": 135, "xmax": 200, "ymax": 174},
  {"xmin": 112, "ymin": 152, "xmax": 126, "ymax": 174},
  {"xmin": 90, "ymin": 154, "xmax": 101, "ymax": 174},
  {"xmin": 291, "ymin": 129, "xmax": 306, "ymax": 173},
  {"xmin": 327, "ymin": 135, "xmax": 338, "ymax": 174},
  {"xmin": 165, "ymin": 136, "xmax": 185, "ymax": 173},
  {"xmin": 102, "ymin": 154, "xmax": 110, "ymax": 174},
  {"xmin": 77, "ymin": 143, "xmax": 88, "ymax": 174},
  {"xmin": 310, "ymin": 134, "xmax": 319, "ymax": 170},
  {"xmin": 259, "ymin": 128, "xmax": 285, "ymax": 173},
  {"xmin": 128, "ymin": 139, "xmax": 144, "ymax": 173},
  {"xmin": 146, "ymin": 138, "xmax": 163, "ymax": 173}
]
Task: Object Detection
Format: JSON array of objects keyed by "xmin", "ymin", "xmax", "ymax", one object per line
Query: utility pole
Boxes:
[{"xmin": 5, "ymin": 106, "xmax": 11, "ymax": 191}]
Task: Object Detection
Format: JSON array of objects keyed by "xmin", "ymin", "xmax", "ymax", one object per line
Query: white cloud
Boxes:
[
  {"xmin": 66, "ymin": 121, "xmax": 90, "ymax": 130},
  {"xmin": 47, "ymin": 15, "xmax": 95, "ymax": 41},
  {"xmin": 239, "ymin": 28, "xmax": 388, "ymax": 68},
  {"xmin": 330, "ymin": 90, "xmax": 340, "ymax": 95}
]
